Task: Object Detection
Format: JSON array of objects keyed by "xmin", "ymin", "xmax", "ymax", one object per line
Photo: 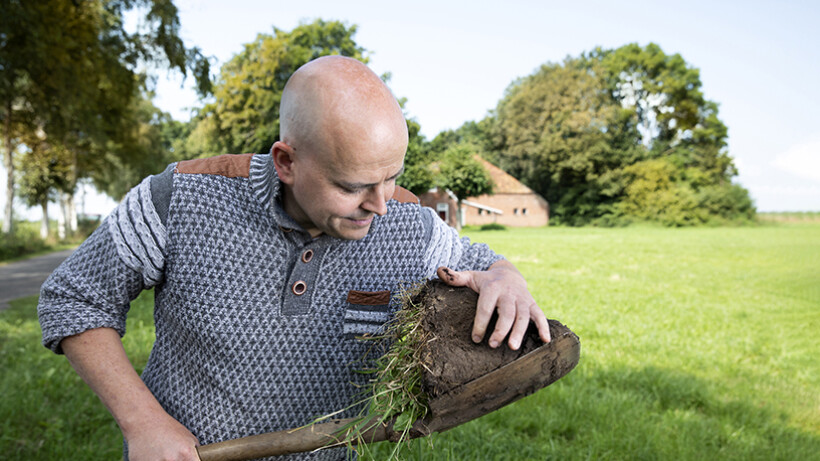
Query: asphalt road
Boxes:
[{"xmin": 0, "ymin": 249, "xmax": 74, "ymax": 310}]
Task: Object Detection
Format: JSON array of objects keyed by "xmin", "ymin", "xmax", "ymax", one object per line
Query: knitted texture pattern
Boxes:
[
  {"xmin": 109, "ymin": 176, "xmax": 167, "ymax": 286},
  {"xmin": 39, "ymin": 153, "xmax": 503, "ymax": 460}
]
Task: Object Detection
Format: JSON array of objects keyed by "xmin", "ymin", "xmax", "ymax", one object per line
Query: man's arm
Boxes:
[
  {"xmin": 38, "ymin": 169, "xmax": 188, "ymax": 458},
  {"xmin": 61, "ymin": 327, "xmax": 200, "ymax": 461},
  {"xmin": 437, "ymin": 259, "xmax": 551, "ymax": 350}
]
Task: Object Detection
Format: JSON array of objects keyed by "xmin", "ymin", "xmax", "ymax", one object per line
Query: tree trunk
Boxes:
[
  {"xmin": 67, "ymin": 192, "xmax": 77, "ymax": 233},
  {"xmin": 3, "ymin": 100, "xmax": 14, "ymax": 234},
  {"xmin": 40, "ymin": 201, "xmax": 49, "ymax": 239},
  {"xmin": 63, "ymin": 149, "xmax": 79, "ymax": 236},
  {"xmin": 57, "ymin": 194, "xmax": 67, "ymax": 240}
]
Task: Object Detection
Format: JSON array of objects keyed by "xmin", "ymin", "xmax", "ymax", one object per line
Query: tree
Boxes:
[
  {"xmin": 91, "ymin": 91, "xmax": 182, "ymax": 200},
  {"xmin": 396, "ymin": 118, "xmax": 435, "ymax": 195},
  {"xmin": 489, "ymin": 43, "xmax": 753, "ymax": 226},
  {"xmin": 436, "ymin": 144, "xmax": 494, "ymax": 229},
  {"xmin": 492, "ymin": 57, "xmax": 639, "ymax": 225},
  {"xmin": 1, "ymin": 0, "xmax": 211, "ymax": 234},
  {"xmin": 16, "ymin": 140, "xmax": 71, "ymax": 238},
  {"xmin": 427, "ymin": 119, "xmax": 496, "ymax": 161},
  {"xmin": 188, "ymin": 19, "xmax": 367, "ymax": 156},
  {"xmin": 589, "ymin": 43, "xmax": 738, "ymax": 184},
  {"xmin": 591, "ymin": 43, "xmax": 753, "ymax": 223}
]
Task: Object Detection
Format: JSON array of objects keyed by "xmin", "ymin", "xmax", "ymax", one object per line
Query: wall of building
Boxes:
[
  {"xmin": 464, "ymin": 193, "xmax": 549, "ymax": 227},
  {"xmin": 418, "ymin": 189, "xmax": 459, "ymax": 227},
  {"xmin": 419, "ymin": 189, "xmax": 549, "ymax": 228}
]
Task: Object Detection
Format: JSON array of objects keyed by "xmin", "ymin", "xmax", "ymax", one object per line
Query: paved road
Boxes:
[{"xmin": 0, "ymin": 249, "xmax": 74, "ymax": 310}]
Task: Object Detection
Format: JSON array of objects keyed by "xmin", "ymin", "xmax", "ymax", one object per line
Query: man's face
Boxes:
[{"xmin": 282, "ymin": 141, "xmax": 406, "ymax": 240}]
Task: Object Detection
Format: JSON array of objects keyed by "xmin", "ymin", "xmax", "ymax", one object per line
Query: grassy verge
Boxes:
[
  {"xmin": 0, "ymin": 219, "xmax": 100, "ymax": 263},
  {"xmin": 2, "ymin": 224, "xmax": 818, "ymax": 460},
  {"xmin": 0, "ymin": 292, "xmax": 155, "ymax": 460}
]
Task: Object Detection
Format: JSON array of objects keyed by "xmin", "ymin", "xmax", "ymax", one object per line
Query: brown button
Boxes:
[
  {"xmin": 292, "ymin": 280, "xmax": 307, "ymax": 296},
  {"xmin": 301, "ymin": 249, "xmax": 314, "ymax": 263}
]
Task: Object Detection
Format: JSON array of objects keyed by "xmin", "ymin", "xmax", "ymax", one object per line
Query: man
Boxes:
[{"xmin": 38, "ymin": 56, "xmax": 550, "ymax": 460}]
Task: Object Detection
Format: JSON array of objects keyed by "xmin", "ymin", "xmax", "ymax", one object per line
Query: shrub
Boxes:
[
  {"xmin": 696, "ymin": 183, "xmax": 756, "ymax": 220},
  {"xmin": 0, "ymin": 222, "xmax": 49, "ymax": 261},
  {"xmin": 480, "ymin": 223, "xmax": 507, "ymax": 231},
  {"xmin": 0, "ymin": 217, "xmax": 99, "ymax": 262}
]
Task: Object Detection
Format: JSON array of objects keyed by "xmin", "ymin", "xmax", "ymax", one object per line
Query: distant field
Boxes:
[
  {"xmin": 757, "ymin": 211, "xmax": 820, "ymax": 223},
  {"xmin": 2, "ymin": 223, "xmax": 819, "ymax": 460}
]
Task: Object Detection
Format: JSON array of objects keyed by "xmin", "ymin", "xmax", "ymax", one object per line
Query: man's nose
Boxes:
[{"xmin": 363, "ymin": 184, "xmax": 389, "ymax": 216}]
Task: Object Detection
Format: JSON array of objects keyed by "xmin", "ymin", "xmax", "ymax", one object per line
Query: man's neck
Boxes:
[{"xmin": 279, "ymin": 185, "xmax": 322, "ymax": 238}]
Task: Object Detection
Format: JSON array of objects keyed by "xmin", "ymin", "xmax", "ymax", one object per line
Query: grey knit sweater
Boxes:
[{"xmin": 38, "ymin": 153, "xmax": 502, "ymax": 460}]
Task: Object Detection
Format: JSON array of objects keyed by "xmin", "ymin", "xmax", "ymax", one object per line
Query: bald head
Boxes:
[
  {"xmin": 278, "ymin": 56, "xmax": 408, "ymax": 161},
  {"xmin": 271, "ymin": 57, "xmax": 410, "ymax": 239}
]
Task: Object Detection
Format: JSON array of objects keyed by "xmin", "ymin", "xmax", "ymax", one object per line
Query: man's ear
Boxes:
[{"xmin": 271, "ymin": 141, "xmax": 296, "ymax": 185}]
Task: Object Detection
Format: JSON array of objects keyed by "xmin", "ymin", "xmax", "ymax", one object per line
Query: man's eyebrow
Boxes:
[{"xmin": 336, "ymin": 166, "xmax": 405, "ymax": 190}]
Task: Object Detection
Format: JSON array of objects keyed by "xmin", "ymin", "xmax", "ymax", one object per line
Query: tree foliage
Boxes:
[
  {"xmin": 437, "ymin": 144, "xmax": 494, "ymax": 202},
  {"xmin": 436, "ymin": 144, "xmax": 494, "ymax": 229},
  {"xmin": 92, "ymin": 91, "xmax": 183, "ymax": 200},
  {"xmin": 396, "ymin": 118, "xmax": 436, "ymax": 195},
  {"xmin": 187, "ymin": 19, "xmax": 367, "ymax": 156},
  {"xmin": 1, "ymin": 0, "xmax": 210, "ymax": 232},
  {"xmin": 491, "ymin": 58, "xmax": 641, "ymax": 224},
  {"xmin": 489, "ymin": 43, "xmax": 753, "ymax": 226}
]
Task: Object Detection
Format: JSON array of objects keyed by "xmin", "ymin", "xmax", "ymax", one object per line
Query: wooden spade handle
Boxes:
[{"xmin": 196, "ymin": 418, "xmax": 390, "ymax": 461}]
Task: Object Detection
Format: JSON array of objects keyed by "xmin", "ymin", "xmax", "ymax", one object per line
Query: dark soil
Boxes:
[{"xmin": 412, "ymin": 280, "xmax": 554, "ymax": 397}]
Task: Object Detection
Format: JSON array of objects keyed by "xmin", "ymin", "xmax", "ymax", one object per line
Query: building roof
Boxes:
[{"xmin": 474, "ymin": 157, "xmax": 535, "ymax": 195}]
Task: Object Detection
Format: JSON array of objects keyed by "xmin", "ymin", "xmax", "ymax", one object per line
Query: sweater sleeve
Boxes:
[
  {"xmin": 38, "ymin": 174, "xmax": 169, "ymax": 354},
  {"xmin": 420, "ymin": 206, "xmax": 505, "ymax": 275}
]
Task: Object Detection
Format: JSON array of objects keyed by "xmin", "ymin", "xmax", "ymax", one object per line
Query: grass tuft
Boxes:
[{"xmin": 315, "ymin": 281, "xmax": 433, "ymax": 460}]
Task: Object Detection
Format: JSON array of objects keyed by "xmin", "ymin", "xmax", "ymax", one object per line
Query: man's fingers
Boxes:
[
  {"xmin": 506, "ymin": 306, "xmax": 532, "ymax": 350},
  {"xmin": 488, "ymin": 301, "xmax": 515, "ymax": 349},
  {"xmin": 437, "ymin": 266, "xmax": 471, "ymax": 288},
  {"xmin": 533, "ymin": 304, "xmax": 551, "ymax": 343},
  {"xmin": 471, "ymin": 291, "xmax": 497, "ymax": 344}
]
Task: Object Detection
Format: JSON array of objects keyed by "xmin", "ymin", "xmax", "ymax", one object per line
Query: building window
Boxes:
[
  {"xmin": 513, "ymin": 208, "xmax": 519, "ymax": 215},
  {"xmin": 478, "ymin": 209, "xmax": 484, "ymax": 216},
  {"xmin": 522, "ymin": 208, "xmax": 528, "ymax": 216},
  {"xmin": 436, "ymin": 203, "xmax": 449, "ymax": 222}
]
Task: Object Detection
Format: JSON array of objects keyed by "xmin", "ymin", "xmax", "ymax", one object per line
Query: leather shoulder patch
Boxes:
[
  {"xmin": 175, "ymin": 153, "xmax": 254, "ymax": 178},
  {"xmin": 391, "ymin": 186, "xmax": 418, "ymax": 204}
]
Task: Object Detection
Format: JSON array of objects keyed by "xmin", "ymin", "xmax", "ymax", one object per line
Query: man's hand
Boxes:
[
  {"xmin": 125, "ymin": 411, "xmax": 201, "ymax": 461},
  {"xmin": 61, "ymin": 328, "xmax": 201, "ymax": 461},
  {"xmin": 437, "ymin": 260, "xmax": 550, "ymax": 350}
]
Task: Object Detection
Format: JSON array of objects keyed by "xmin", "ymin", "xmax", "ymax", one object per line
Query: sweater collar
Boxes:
[
  {"xmin": 249, "ymin": 153, "xmax": 279, "ymax": 210},
  {"xmin": 248, "ymin": 153, "xmax": 301, "ymax": 230}
]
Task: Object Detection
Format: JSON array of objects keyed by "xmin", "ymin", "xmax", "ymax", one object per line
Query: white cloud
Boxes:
[
  {"xmin": 772, "ymin": 139, "xmax": 820, "ymax": 181},
  {"xmin": 733, "ymin": 155, "xmax": 763, "ymax": 179}
]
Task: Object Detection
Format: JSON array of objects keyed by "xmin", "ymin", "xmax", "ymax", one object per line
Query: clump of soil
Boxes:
[{"xmin": 412, "ymin": 280, "xmax": 555, "ymax": 397}]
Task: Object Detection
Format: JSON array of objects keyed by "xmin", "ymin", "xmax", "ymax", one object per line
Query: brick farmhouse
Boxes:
[{"xmin": 418, "ymin": 157, "xmax": 549, "ymax": 228}]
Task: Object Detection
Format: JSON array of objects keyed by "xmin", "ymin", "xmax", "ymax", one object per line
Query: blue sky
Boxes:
[{"xmin": 3, "ymin": 0, "xmax": 818, "ymax": 216}]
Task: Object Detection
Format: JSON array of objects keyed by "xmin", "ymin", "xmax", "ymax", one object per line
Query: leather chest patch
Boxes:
[{"xmin": 347, "ymin": 290, "xmax": 391, "ymax": 306}]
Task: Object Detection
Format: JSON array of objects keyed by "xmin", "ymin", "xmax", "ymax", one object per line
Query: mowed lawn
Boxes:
[{"xmin": 2, "ymin": 224, "xmax": 819, "ymax": 460}]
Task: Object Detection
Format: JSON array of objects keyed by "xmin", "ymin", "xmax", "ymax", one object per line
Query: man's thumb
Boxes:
[{"xmin": 437, "ymin": 266, "xmax": 470, "ymax": 287}]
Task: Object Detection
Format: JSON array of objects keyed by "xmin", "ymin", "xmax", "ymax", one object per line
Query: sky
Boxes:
[{"xmin": 3, "ymin": 0, "xmax": 819, "ymax": 218}]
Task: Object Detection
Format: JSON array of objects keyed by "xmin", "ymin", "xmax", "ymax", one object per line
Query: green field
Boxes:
[{"xmin": 2, "ymin": 224, "xmax": 819, "ymax": 460}]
